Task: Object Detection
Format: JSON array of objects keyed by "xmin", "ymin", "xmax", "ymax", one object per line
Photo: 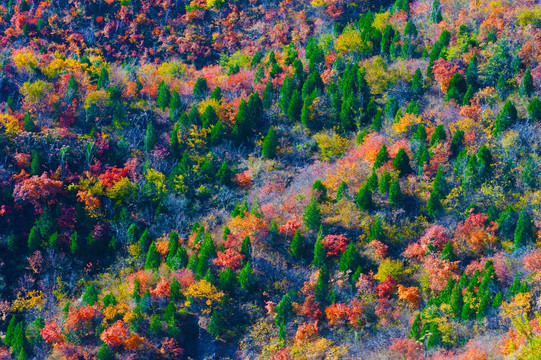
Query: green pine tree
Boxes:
[
  {"xmin": 5, "ymin": 315, "xmax": 18, "ymax": 346},
  {"xmin": 312, "ymin": 180, "xmax": 327, "ymax": 201},
  {"xmin": 528, "ymin": 98, "xmax": 541, "ymax": 122},
  {"xmin": 262, "ymin": 79, "xmax": 274, "ymax": 109},
  {"xmin": 520, "ymin": 67, "xmax": 534, "ymax": 97},
  {"xmin": 287, "ymin": 89, "xmax": 302, "ymax": 122},
  {"xmin": 217, "ymin": 160, "xmax": 232, "ymax": 186},
  {"xmin": 274, "ymin": 293, "xmax": 293, "ymax": 327},
  {"xmin": 279, "ymin": 76, "xmax": 294, "ymax": 113},
  {"xmin": 193, "ymin": 77, "xmax": 208, "ymax": 100},
  {"xmin": 239, "ymin": 261, "xmax": 255, "ymax": 290},
  {"xmin": 450, "ymin": 129, "xmax": 465, "ymax": 158},
  {"xmin": 427, "ymin": 188, "xmax": 443, "ymax": 219},
  {"xmin": 170, "ymin": 278, "xmax": 181, "ymax": 301},
  {"xmin": 493, "ymin": 292, "xmax": 503, "ymax": 308},
  {"xmin": 426, "ymin": 322, "xmax": 442, "ymax": 349},
  {"xmin": 462, "ymin": 85, "xmax": 475, "ymax": 106},
  {"xmin": 149, "ymin": 314, "xmax": 162, "ymax": 336},
  {"xmin": 169, "ymin": 246, "xmax": 188, "ymax": 270},
  {"xmin": 28, "ymin": 226, "xmax": 41, "ymax": 252},
  {"xmin": 262, "ymin": 127, "xmax": 278, "ymax": 159},
  {"xmin": 167, "ymin": 231, "xmax": 179, "ymax": 263},
  {"xmin": 411, "ymin": 68, "xmax": 424, "ymax": 96},
  {"xmin": 315, "ymin": 264, "xmax": 329, "ymax": 303},
  {"xmin": 202, "ymin": 105, "xmax": 219, "ymax": 128},
  {"xmin": 303, "ymin": 195, "xmax": 322, "ymax": 231},
  {"xmin": 139, "ymin": 229, "xmax": 151, "ymax": 253},
  {"xmin": 336, "ymin": 181, "xmax": 348, "ymax": 201},
  {"xmin": 409, "ymin": 313, "xmax": 422, "ymax": 340},
  {"xmin": 145, "ymin": 242, "xmax": 161, "ymax": 270},
  {"xmin": 441, "ymin": 241, "xmax": 455, "ymax": 261},
  {"xmin": 430, "ymin": 0, "xmax": 443, "ymax": 23},
  {"xmin": 97, "ymin": 67, "xmax": 109, "ymax": 89},
  {"xmin": 379, "ymin": 170, "xmax": 391, "ymax": 194},
  {"xmin": 477, "ymin": 145, "xmax": 493, "ymax": 179},
  {"xmin": 97, "ymin": 344, "xmax": 113, "ymax": 360},
  {"xmin": 169, "ymin": 91, "xmax": 181, "ymax": 120},
  {"xmin": 374, "ymin": 144, "xmax": 389, "ymax": 169},
  {"xmin": 156, "ymin": 81, "xmax": 171, "ymax": 110},
  {"xmin": 367, "ymin": 170, "xmax": 378, "ymax": 191},
  {"xmin": 393, "ymin": 148, "xmax": 412, "ymax": 176},
  {"xmin": 82, "ymin": 284, "xmax": 99, "ymax": 305},
  {"xmin": 70, "ymin": 231, "xmax": 81, "ymax": 256},
  {"xmin": 466, "ymin": 55, "xmax": 479, "ymax": 88},
  {"xmin": 338, "ymin": 242, "xmax": 360, "ymax": 275},
  {"xmin": 290, "ymin": 229, "xmax": 305, "ymax": 260},
  {"xmin": 356, "ymin": 183, "xmax": 374, "ymax": 211},
  {"xmin": 48, "ymin": 232, "xmax": 59, "ymax": 251},
  {"xmin": 368, "ymin": 217, "xmax": 384, "ymax": 241},
  {"xmin": 514, "ymin": 209, "xmax": 534, "ymax": 250},
  {"xmin": 144, "ymin": 122, "xmax": 157, "ymax": 152},
  {"xmin": 211, "ymin": 86, "xmax": 222, "ymax": 101},
  {"xmin": 219, "ymin": 267, "xmax": 237, "ymax": 293},
  {"xmin": 313, "ymin": 231, "xmax": 326, "ymax": 267},
  {"xmin": 494, "ymin": 100, "xmax": 518, "ymax": 134},
  {"xmin": 450, "ymin": 283, "xmax": 463, "ymax": 317},
  {"xmin": 208, "ymin": 309, "xmax": 226, "ymax": 338},
  {"xmin": 23, "ymin": 112, "xmax": 37, "ymax": 132},
  {"xmin": 430, "ymin": 124, "xmax": 447, "ymax": 147},
  {"xmin": 389, "ymin": 179, "xmax": 402, "ymax": 207},
  {"xmin": 30, "ymin": 150, "xmax": 40, "ymax": 175},
  {"xmin": 446, "ymin": 72, "xmax": 466, "ymax": 101}
]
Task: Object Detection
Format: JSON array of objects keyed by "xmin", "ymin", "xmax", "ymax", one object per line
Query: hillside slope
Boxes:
[{"xmin": 1, "ymin": 0, "xmax": 541, "ymax": 359}]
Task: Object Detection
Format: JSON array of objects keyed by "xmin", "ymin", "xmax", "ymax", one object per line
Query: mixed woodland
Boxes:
[{"xmin": 1, "ymin": 0, "xmax": 541, "ymax": 358}]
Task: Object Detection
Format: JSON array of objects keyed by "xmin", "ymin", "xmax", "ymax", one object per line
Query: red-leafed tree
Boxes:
[
  {"xmin": 213, "ymin": 249, "xmax": 245, "ymax": 270},
  {"xmin": 40, "ymin": 322, "xmax": 64, "ymax": 344},
  {"xmin": 100, "ymin": 320, "xmax": 129, "ymax": 347},
  {"xmin": 13, "ymin": 172, "xmax": 63, "ymax": 210},
  {"xmin": 322, "ymin": 235, "xmax": 349, "ymax": 257}
]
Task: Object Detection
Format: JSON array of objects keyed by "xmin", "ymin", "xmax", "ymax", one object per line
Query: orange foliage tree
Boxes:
[{"xmin": 100, "ymin": 320, "xmax": 129, "ymax": 347}]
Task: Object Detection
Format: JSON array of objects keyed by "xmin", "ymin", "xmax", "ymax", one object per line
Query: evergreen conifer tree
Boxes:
[
  {"xmin": 338, "ymin": 242, "xmax": 360, "ymax": 275},
  {"xmin": 144, "ymin": 122, "xmax": 157, "ymax": 152},
  {"xmin": 287, "ymin": 90, "xmax": 302, "ymax": 122},
  {"xmin": 139, "ymin": 229, "xmax": 151, "ymax": 253},
  {"xmin": 430, "ymin": 0, "xmax": 443, "ymax": 23},
  {"xmin": 356, "ymin": 183, "xmax": 374, "ymax": 211},
  {"xmin": 411, "ymin": 68, "xmax": 424, "ymax": 96},
  {"xmin": 97, "ymin": 344, "xmax": 113, "ymax": 360},
  {"xmin": 313, "ymin": 231, "xmax": 326, "ymax": 267},
  {"xmin": 157, "ymin": 81, "xmax": 171, "ymax": 110},
  {"xmin": 528, "ymin": 98, "xmax": 541, "ymax": 122},
  {"xmin": 208, "ymin": 309, "xmax": 226, "ymax": 338},
  {"xmin": 514, "ymin": 209, "xmax": 534, "ymax": 250},
  {"xmin": 374, "ymin": 144, "xmax": 389, "ymax": 169},
  {"xmin": 379, "ymin": 170, "xmax": 391, "ymax": 194},
  {"xmin": 336, "ymin": 181, "xmax": 348, "ymax": 201},
  {"xmin": 262, "ymin": 127, "xmax": 278, "ymax": 159},
  {"xmin": 219, "ymin": 267, "xmax": 237, "ymax": 293},
  {"xmin": 450, "ymin": 283, "xmax": 463, "ymax": 317},
  {"xmin": 315, "ymin": 264, "xmax": 329, "ymax": 303},
  {"xmin": 239, "ymin": 261, "xmax": 255, "ymax": 290},
  {"xmin": 389, "ymin": 179, "xmax": 402, "ymax": 207},
  {"xmin": 520, "ymin": 67, "xmax": 534, "ymax": 97},
  {"xmin": 290, "ymin": 229, "xmax": 305, "ymax": 260},
  {"xmin": 393, "ymin": 148, "xmax": 413, "ymax": 176},
  {"xmin": 193, "ymin": 77, "xmax": 208, "ymax": 100},
  {"xmin": 430, "ymin": 124, "xmax": 447, "ymax": 146},
  {"xmin": 28, "ymin": 226, "xmax": 40, "ymax": 252},
  {"xmin": 303, "ymin": 195, "xmax": 322, "ymax": 231},
  {"xmin": 145, "ymin": 242, "xmax": 160, "ymax": 270}
]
